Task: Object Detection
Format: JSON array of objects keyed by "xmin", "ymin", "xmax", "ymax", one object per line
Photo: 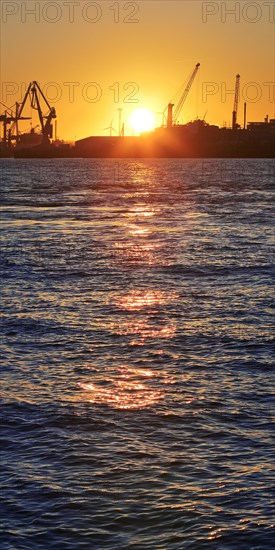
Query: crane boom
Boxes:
[{"xmin": 172, "ymin": 62, "xmax": 200, "ymax": 124}]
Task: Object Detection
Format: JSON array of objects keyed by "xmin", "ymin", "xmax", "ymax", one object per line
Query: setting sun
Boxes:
[{"xmin": 129, "ymin": 108, "xmax": 155, "ymax": 134}]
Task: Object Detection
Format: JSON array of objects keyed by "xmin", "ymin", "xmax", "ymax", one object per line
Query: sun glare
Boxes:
[{"xmin": 129, "ymin": 108, "xmax": 155, "ymax": 134}]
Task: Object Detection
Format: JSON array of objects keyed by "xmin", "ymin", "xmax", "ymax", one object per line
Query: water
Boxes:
[{"xmin": 0, "ymin": 158, "xmax": 274, "ymax": 549}]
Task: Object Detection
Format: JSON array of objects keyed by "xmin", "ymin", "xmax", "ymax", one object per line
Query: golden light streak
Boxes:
[{"xmin": 78, "ymin": 366, "xmax": 175, "ymax": 409}]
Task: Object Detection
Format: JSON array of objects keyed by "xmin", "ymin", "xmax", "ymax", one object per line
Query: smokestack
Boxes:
[
  {"xmin": 167, "ymin": 103, "xmax": 174, "ymax": 128},
  {"xmin": 243, "ymin": 102, "xmax": 246, "ymax": 130}
]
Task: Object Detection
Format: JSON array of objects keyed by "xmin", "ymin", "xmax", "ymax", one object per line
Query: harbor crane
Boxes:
[
  {"xmin": 16, "ymin": 81, "xmax": 57, "ymax": 143},
  {"xmin": 166, "ymin": 62, "xmax": 200, "ymax": 128},
  {"xmin": 232, "ymin": 74, "xmax": 240, "ymax": 130},
  {"xmin": 0, "ymin": 81, "xmax": 56, "ymax": 149}
]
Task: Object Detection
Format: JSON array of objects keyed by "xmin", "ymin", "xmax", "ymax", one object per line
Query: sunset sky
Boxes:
[{"xmin": 1, "ymin": 0, "xmax": 274, "ymax": 140}]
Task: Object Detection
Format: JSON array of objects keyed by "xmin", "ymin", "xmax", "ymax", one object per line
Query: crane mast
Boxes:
[{"xmin": 232, "ymin": 74, "xmax": 240, "ymax": 130}]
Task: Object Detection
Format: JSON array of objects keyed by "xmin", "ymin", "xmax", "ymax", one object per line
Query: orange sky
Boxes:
[{"xmin": 1, "ymin": 0, "xmax": 274, "ymax": 140}]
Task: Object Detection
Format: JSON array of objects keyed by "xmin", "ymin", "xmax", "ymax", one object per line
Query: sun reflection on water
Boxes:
[
  {"xmin": 79, "ymin": 199, "xmax": 179, "ymax": 409},
  {"xmin": 78, "ymin": 366, "xmax": 173, "ymax": 410},
  {"xmin": 116, "ymin": 321, "xmax": 176, "ymax": 346},
  {"xmin": 125, "ymin": 203, "xmax": 157, "ymax": 219},
  {"xmin": 114, "ymin": 289, "xmax": 178, "ymax": 311},
  {"xmin": 110, "ymin": 200, "xmax": 168, "ymax": 266},
  {"xmin": 127, "ymin": 224, "xmax": 150, "ymax": 237},
  {"xmin": 109, "ymin": 289, "xmax": 178, "ymax": 345}
]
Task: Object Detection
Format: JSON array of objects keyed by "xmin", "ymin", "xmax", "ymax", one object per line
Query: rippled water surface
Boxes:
[{"xmin": 1, "ymin": 159, "xmax": 274, "ymax": 549}]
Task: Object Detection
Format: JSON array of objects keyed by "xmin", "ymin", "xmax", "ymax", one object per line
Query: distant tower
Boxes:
[
  {"xmin": 118, "ymin": 108, "xmax": 123, "ymax": 136},
  {"xmin": 167, "ymin": 103, "xmax": 174, "ymax": 128},
  {"xmin": 232, "ymin": 74, "xmax": 240, "ymax": 130},
  {"xmin": 243, "ymin": 102, "xmax": 246, "ymax": 130}
]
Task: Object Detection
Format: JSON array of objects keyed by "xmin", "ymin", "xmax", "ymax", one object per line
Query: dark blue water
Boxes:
[{"xmin": 1, "ymin": 159, "xmax": 274, "ymax": 549}]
